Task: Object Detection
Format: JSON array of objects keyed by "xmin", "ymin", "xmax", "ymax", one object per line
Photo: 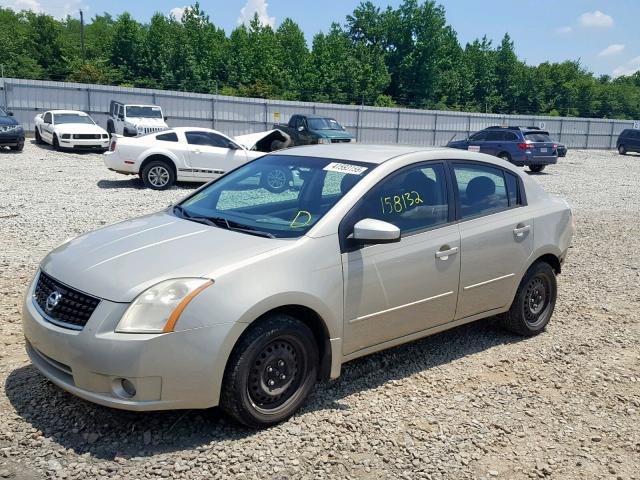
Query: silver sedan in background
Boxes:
[{"xmin": 22, "ymin": 145, "xmax": 574, "ymax": 428}]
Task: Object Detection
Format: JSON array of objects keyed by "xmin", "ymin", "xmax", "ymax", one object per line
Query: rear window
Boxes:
[
  {"xmin": 156, "ymin": 132, "xmax": 178, "ymax": 142},
  {"xmin": 524, "ymin": 132, "xmax": 552, "ymax": 142}
]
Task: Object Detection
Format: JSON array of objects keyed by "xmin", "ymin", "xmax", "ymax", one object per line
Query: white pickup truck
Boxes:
[{"xmin": 106, "ymin": 101, "xmax": 169, "ymax": 137}]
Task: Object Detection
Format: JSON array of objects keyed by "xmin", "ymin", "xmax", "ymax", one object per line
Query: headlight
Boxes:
[
  {"xmin": 317, "ymin": 138, "xmax": 331, "ymax": 145},
  {"xmin": 1, "ymin": 125, "xmax": 21, "ymax": 133},
  {"xmin": 116, "ymin": 278, "xmax": 214, "ymax": 333},
  {"xmin": 61, "ymin": 134, "xmax": 71, "ymax": 139}
]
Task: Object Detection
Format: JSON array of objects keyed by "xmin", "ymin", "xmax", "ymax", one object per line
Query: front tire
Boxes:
[
  {"xmin": 52, "ymin": 134, "xmax": 60, "ymax": 151},
  {"xmin": 529, "ymin": 164, "xmax": 545, "ymax": 173},
  {"xmin": 499, "ymin": 262, "xmax": 557, "ymax": 336},
  {"xmin": 10, "ymin": 141, "xmax": 24, "ymax": 152},
  {"xmin": 220, "ymin": 314, "xmax": 319, "ymax": 428},
  {"xmin": 35, "ymin": 128, "xmax": 43, "ymax": 145},
  {"xmin": 141, "ymin": 160, "xmax": 175, "ymax": 190},
  {"xmin": 618, "ymin": 145, "xmax": 627, "ymax": 155}
]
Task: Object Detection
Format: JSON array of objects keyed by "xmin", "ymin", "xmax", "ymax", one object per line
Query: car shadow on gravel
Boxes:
[
  {"xmin": 4, "ymin": 320, "xmax": 523, "ymax": 460},
  {"xmin": 97, "ymin": 179, "xmax": 199, "ymax": 190}
]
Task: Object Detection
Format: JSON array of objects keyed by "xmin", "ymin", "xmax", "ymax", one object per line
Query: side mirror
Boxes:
[
  {"xmin": 164, "ymin": 116, "xmax": 169, "ymax": 121},
  {"xmin": 227, "ymin": 142, "xmax": 240, "ymax": 150},
  {"xmin": 350, "ymin": 218, "xmax": 400, "ymax": 244},
  {"xmin": 118, "ymin": 113, "xmax": 124, "ymax": 120},
  {"xmin": 297, "ymin": 125, "xmax": 305, "ymax": 132},
  {"xmin": 7, "ymin": 111, "xmax": 14, "ymax": 117}
]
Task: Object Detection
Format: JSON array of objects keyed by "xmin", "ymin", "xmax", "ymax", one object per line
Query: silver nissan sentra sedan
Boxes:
[{"xmin": 23, "ymin": 144, "xmax": 574, "ymax": 428}]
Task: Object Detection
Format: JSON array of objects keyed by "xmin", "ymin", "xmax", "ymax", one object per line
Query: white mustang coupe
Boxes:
[
  {"xmin": 34, "ymin": 110, "xmax": 110, "ymax": 151},
  {"xmin": 103, "ymin": 127, "xmax": 292, "ymax": 190}
]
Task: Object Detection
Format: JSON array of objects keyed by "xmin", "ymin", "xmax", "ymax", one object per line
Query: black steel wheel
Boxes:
[
  {"xmin": 221, "ymin": 314, "xmax": 319, "ymax": 428},
  {"xmin": 499, "ymin": 261, "xmax": 557, "ymax": 336}
]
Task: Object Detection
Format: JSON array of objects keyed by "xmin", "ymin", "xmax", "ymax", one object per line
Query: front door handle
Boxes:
[
  {"xmin": 513, "ymin": 224, "xmax": 531, "ymax": 237},
  {"xmin": 435, "ymin": 246, "xmax": 459, "ymax": 260}
]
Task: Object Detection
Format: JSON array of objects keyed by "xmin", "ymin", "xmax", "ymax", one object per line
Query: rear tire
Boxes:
[
  {"xmin": 141, "ymin": 159, "xmax": 175, "ymax": 190},
  {"xmin": 220, "ymin": 314, "xmax": 319, "ymax": 428},
  {"xmin": 499, "ymin": 262, "xmax": 557, "ymax": 336},
  {"xmin": 618, "ymin": 145, "xmax": 627, "ymax": 155},
  {"xmin": 529, "ymin": 165, "xmax": 545, "ymax": 173},
  {"xmin": 498, "ymin": 152, "xmax": 511, "ymax": 162}
]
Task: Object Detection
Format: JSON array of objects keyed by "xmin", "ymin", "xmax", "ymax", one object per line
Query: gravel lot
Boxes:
[{"xmin": 0, "ymin": 142, "xmax": 638, "ymax": 480}]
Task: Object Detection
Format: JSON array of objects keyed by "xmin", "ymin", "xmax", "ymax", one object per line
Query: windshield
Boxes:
[
  {"xmin": 175, "ymin": 155, "xmax": 373, "ymax": 238},
  {"xmin": 125, "ymin": 106, "xmax": 163, "ymax": 118},
  {"xmin": 54, "ymin": 113, "xmax": 95, "ymax": 125},
  {"xmin": 307, "ymin": 117, "xmax": 344, "ymax": 131}
]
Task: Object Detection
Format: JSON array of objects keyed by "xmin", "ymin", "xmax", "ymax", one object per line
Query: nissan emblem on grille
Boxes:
[{"xmin": 45, "ymin": 291, "xmax": 62, "ymax": 312}]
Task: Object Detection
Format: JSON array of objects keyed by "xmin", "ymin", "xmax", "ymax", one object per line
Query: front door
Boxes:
[
  {"xmin": 467, "ymin": 131, "xmax": 487, "ymax": 154},
  {"xmin": 451, "ymin": 162, "xmax": 534, "ymax": 319},
  {"xmin": 341, "ymin": 162, "xmax": 460, "ymax": 355},
  {"xmin": 185, "ymin": 131, "xmax": 247, "ymax": 180}
]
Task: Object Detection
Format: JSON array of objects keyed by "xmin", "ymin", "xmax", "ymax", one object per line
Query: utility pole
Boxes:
[{"xmin": 80, "ymin": 10, "xmax": 86, "ymax": 64}]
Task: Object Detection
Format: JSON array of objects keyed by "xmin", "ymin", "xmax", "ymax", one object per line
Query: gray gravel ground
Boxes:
[{"xmin": 0, "ymin": 141, "xmax": 639, "ymax": 480}]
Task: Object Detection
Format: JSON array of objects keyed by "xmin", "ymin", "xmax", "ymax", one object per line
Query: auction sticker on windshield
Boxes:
[{"xmin": 323, "ymin": 162, "xmax": 368, "ymax": 175}]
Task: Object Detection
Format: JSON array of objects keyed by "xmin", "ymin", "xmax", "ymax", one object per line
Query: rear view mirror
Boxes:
[
  {"xmin": 164, "ymin": 116, "xmax": 169, "ymax": 121},
  {"xmin": 351, "ymin": 218, "xmax": 400, "ymax": 244},
  {"xmin": 297, "ymin": 126, "xmax": 305, "ymax": 132}
]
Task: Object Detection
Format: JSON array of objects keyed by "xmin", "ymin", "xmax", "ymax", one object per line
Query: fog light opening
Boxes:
[{"xmin": 120, "ymin": 378, "xmax": 137, "ymax": 398}]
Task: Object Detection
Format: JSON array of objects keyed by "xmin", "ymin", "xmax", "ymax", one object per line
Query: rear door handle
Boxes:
[
  {"xmin": 435, "ymin": 246, "xmax": 459, "ymax": 260},
  {"xmin": 513, "ymin": 224, "xmax": 531, "ymax": 237}
]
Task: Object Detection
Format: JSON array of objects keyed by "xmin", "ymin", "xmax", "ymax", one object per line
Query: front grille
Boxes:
[
  {"xmin": 33, "ymin": 271, "xmax": 100, "ymax": 330},
  {"xmin": 331, "ymin": 138, "xmax": 352, "ymax": 143},
  {"xmin": 73, "ymin": 134, "xmax": 101, "ymax": 139}
]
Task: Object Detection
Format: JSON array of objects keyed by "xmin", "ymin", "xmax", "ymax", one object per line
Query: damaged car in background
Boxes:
[{"xmin": 104, "ymin": 127, "xmax": 292, "ymax": 190}]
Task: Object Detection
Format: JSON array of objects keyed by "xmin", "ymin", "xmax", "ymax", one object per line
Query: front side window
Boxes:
[
  {"xmin": 185, "ymin": 131, "xmax": 230, "ymax": 148},
  {"xmin": 454, "ymin": 163, "xmax": 510, "ymax": 219},
  {"xmin": 347, "ymin": 163, "xmax": 449, "ymax": 235},
  {"xmin": 176, "ymin": 155, "xmax": 373, "ymax": 238},
  {"xmin": 53, "ymin": 113, "xmax": 95, "ymax": 125},
  {"xmin": 469, "ymin": 131, "xmax": 487, "ymax": 141},
  {"xmin": 43, "ymin": 112, "xmax": 52, "ymax": 123},
  {"xmin": 485, "ymin": 131, "xmax": 504, "ymax": 141}
]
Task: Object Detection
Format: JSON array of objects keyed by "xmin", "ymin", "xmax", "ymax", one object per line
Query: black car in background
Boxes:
[
  {"xmin": 0, "ymin": 107, "xmax": 24, "ymax": 151},
  {"xmin": 616, "ymin": 129, "xmax": 640, "ymax": 155}
]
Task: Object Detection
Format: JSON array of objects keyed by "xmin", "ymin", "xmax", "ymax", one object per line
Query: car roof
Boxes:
[
  {"xmin": 486, "ymin": 125, "xmax": 546, "ymax": 132},
  {"xmin": 168, "ymin": 126, "xmax": 229, "ymax": 136},
  {"xmin": 276, "ymin": 144, "xmax": 465, "ymax": 165}
]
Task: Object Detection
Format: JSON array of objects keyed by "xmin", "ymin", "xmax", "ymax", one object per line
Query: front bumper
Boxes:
[
  {"xmin": 22, "ymin": 274, "xmax": 243, "ymax": 411},
  {"xmin": 0, "ymin": 132, "xmax": 25, "ymax": 146},
  {"xmin": 59, "ymin": 138, "xmax": 109, "ymax": 150}
]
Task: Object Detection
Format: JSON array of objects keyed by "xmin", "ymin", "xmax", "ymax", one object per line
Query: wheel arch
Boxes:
[
  {"xmin": 227, "ymin": 304, "xmax": 334, "ymax": 382},
  {"xmin": 139, "ymin": 153, "xmax": 178, "ymax": 177}
]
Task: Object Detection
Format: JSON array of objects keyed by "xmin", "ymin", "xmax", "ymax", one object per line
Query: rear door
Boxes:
[
  {"xmin": 452, "ymin": 162, "xmax": 533, "ymax": 319},
  {"xmin": 185, "ymin": 131, "xmax": 247, "ymax": 180}
]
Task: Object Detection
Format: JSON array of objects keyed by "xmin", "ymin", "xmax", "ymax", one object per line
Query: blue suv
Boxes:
[
  {"xmin": 616, "ymin": 129, "xmax": 640, "ymax": 155},
  {"xmin": 447, "ymin": 126, "xmax": 558, "ymax": 172}
]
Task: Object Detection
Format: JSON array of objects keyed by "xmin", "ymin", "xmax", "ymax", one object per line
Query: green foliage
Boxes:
[{"xmin": 1, "ymin": 2, "xmax": 639, "ymax": 119}]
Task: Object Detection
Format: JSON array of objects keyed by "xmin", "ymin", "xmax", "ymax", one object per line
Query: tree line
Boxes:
[{"xmin": 1, "ymin": 1, "xmax": 639, "ymax": 119}]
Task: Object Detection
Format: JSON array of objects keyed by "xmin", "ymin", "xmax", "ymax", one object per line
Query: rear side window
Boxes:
[
  {"xmin": 504, "ymin": 131, "xmax": 519, "ymax": 141},
  {"xmin": 504, "ymin": 171, "xmax": 521, "ymax": 206},
  {"xmin": 525, "ymin": 132, "xmax": 552, "ymax": 142},
  {"xmin": 453, "ymin": 163, "xmax": 510, "ymax": 219},
  {"xmin": 156, "ymin": 132, "xmax": 178, "ymax": 142},
  {"xmin": 185, "ymin": 131, "xmax": 230, "ymax": 148}
]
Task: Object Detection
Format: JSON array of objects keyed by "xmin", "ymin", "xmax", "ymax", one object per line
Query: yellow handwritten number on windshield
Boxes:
[{"xmin": 380, "ymin": 191, "xmax": 423, "ymax": 214}]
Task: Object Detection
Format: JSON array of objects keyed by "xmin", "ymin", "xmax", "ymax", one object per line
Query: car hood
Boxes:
[
  {"xmin": 0, "ymin": 116, "xmax": 19, "ymax": 126},
  {"xmin": 447, "ymin": 139, "xmax": 467, "ymax": 148},
  {"xmin": 54, "ymin": 123, "xmax": 106, "ymax": 135},
  {"xmin": 312, "ymin": 130, "xmax": 354, "ymax": 140},
  {"xmin": 40, "ymin": 211, "xmax": 282, "ymax": 302},
  {"xmin": 126, "ymin": 117, "xmax": 167, "ymax": 127}
]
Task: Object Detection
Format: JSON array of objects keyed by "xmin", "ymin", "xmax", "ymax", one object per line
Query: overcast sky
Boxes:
[{"xmin": 2, "ymin": 0, "xmax": 638, "ymax": 78}]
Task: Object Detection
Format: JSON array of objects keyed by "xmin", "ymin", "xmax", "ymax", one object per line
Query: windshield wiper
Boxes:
[{"xmin": 173, "ymin": 206, "xmax": 275, "ymax": 239}]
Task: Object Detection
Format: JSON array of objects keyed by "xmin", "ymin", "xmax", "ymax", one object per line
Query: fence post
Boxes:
[
  {"xmin": 396, "ymin": 109, "xmax": 401, "ymax": 144},
  {"xmin": 2, "ymin": 80, "xmax": 7, "ymax": 111},
  {"xmin": 211, "ymin": 97, "xmax": 216, "ymax": 130},
  {"xmin": 585, "ymin": 120, "xmax": 591, "ymax": 149},
  {"xmin": 432, "ymin": 113, "xmax": 438, "ymax": 146},
  {"xmin": 86, "ymin": 88, "xmax": 91, "ymax": 113},
  {"xmin": 609, "ymin": 120, "xmax": 615, "ymax": 150},
  {"xmin": 466, "ymin": 115, "xmax": 471, "ymax": 139},
  {"xmin": 559, "ymin": 118, "xmax": 564, "ymax": 143},
  {"xmin": 356, "ymin": 107, "xmax": 361, "ymax": 142},
  {"xmin": 264, "ymin": 101, "xmax": 269, "ymax": 131}
]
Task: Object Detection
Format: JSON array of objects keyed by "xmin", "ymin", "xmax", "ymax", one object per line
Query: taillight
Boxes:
[
  {"xmin": 109, "ymin": 139, "xmax": 117, "ymax": 152},
  {"xmin": 553, "ymin": 144, "xmax": 558, "ymax": 149},
  {"xmin": 517, "ymin": 143, "xmax": 530, "ymax": 150}
]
